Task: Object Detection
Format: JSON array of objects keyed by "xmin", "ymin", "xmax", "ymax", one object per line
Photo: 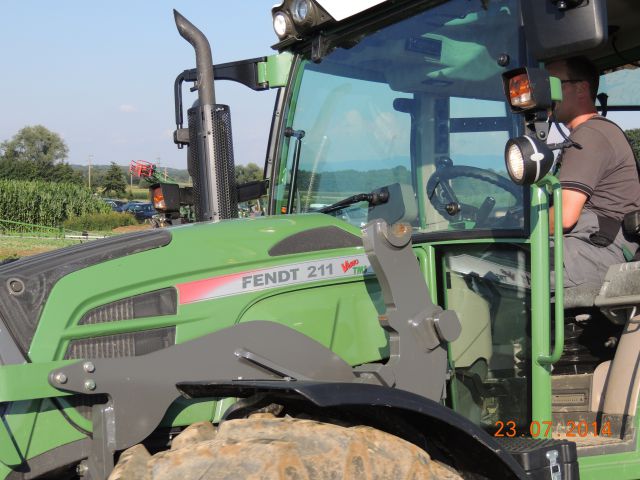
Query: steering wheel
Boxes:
[{"xmin": 426, "ymin": 165, "xmax": 523, "ymax": 228}]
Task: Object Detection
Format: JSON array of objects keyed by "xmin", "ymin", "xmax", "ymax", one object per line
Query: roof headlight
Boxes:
[
  {"xmin": 273, "ymin": 11, "xmax": 292, "ymax": 39},
  {"xmin": 291, "ymin": 0, "xmax": 313, "ymax": 26}
]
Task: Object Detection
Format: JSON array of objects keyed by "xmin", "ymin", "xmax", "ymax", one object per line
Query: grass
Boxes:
[
  {"xmin": 0, "ymin": 225, "xmax": 150, "ymax": 261},
  {"xmin": 128, "ymin": 187, "xmax": 151, "ymax": 201},
  {"xmin": 0, "ymin": 185, "xmax": 159, "ymax": 262},
  {"xmin": 0, "ymin": 237, "xmax": 84, "ymax": 261}
]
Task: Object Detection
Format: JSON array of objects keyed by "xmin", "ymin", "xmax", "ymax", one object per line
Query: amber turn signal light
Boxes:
[
  {"xmin": 502, "ymin": 67, "xmax": 553, "ymax": 114},
  {"xmin": 509, "ymin": 74, "xmax": 535, "ymax": 109},
  {"xmin": 152, "ymin": 187, "xmax": 166, "ymax": 210}
]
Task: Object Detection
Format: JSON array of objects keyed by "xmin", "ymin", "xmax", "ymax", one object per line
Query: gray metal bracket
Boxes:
[
  {"xmin": 86, "ymin": 404, "xmax": 116, "ymax": 480},
  {"xmin": 48, "ymin": 321, "xmax": 354, "ymax": 480},
  {"xmin": 357, "ymin": 220, "xmax": 461, "ymax": 401}
]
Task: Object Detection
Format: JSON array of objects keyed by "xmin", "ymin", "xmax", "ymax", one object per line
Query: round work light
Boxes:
[
  {"xmin": 291, "ymin": 0, "xmax": 313, "ymax": 26},
  {"xmin": 273, "ymin": 11, "xmax": 292, "ymax": 39},
  {"xmin": 504, "ymin": 135, "xmax": 554, "ymax": 185}
]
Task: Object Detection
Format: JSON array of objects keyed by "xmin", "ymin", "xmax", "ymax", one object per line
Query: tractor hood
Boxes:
[{"xmin": 0, "ymin": 215, "xmax": 369, "ymax": 361}]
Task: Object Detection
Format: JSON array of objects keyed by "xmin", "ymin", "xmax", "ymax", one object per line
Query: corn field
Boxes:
[{"xmin": 0, "ymin": 180, "xmax": 110, "ymax": 227}]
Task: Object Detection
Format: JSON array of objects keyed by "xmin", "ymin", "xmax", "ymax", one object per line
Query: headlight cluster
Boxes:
[
  {"xmin": 501, "ymin": 67, "xmax": 562, "ymax": 185},
  {"xmin": 272, "ymin": 0, "xmax": 331, "ymax": 41}
]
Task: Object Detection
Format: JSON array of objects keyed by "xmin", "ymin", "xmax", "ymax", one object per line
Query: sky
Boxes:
[
  {"xmin": 3, "ymin": 3, "xmax": 640, "ymax": 173},
  {"xmin": 0, "ymin": 1, "xmax": 279, "ymax": 168}
]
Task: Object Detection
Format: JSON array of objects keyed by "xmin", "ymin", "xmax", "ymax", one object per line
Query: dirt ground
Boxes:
[
  {"xmin": 0, "ymin": 224, "xmax": 152, "ymax": 260},
  {"xmin": 111, "ymin": 224, "xmax": 152, "ymax": 234},
  {"xmin": 0, "ymin": 245, "xmax": 58, "ymax": 259}
]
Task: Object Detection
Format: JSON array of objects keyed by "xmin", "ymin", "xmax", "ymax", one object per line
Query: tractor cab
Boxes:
[
  {"xmin": 267, "ymin": 0, "xmax": 537, "ymax": 430},
  {"xmin": 264, "ymin": 0, "xmax": 640, "ymax": 465}
]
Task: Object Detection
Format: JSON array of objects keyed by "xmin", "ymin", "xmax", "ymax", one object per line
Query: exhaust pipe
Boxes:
[{"xmin": 174, "ymin": 10, "xmax": 237, "ymax": 222}]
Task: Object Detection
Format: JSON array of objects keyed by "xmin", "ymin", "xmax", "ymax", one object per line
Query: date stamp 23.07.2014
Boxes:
[{"xmin": 494, "ymin": 420, "xmax": 612, "ymax": 438}]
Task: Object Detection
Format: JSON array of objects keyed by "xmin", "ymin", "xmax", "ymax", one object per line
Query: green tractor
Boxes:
[{"xmin": 3, "ymin": 0, "xmax": 640, "ymax": 478}]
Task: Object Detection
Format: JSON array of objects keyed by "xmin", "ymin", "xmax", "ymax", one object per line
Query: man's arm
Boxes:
[{"xmin": 549, "ymin": 188, "xmax": 588, "ymax": 234}]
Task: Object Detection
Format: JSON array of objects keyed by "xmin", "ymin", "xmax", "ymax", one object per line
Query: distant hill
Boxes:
[{"xmin": 70, "ymin": 164, "xmax": 192, "ymax": 185}]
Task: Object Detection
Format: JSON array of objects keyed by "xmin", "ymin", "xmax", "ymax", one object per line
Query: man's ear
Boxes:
[{"xmin": 577, "ymin": 81, "xmax": 591, "ymax": 100}]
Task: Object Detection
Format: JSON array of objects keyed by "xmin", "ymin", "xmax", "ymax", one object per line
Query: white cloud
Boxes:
[{"xmin": 119, "ymin": 104, "xmax": 137, "ymax": 113}]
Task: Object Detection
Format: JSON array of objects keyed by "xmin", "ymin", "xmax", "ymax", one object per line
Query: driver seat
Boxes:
[{"xmin": 563, "ymin": 283, "xmax": 602, "ymax": 309}]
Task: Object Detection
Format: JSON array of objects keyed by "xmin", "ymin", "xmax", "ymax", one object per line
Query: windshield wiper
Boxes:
[{"xmin": 318, "ymin": 188, "xmax": 389, "ymax": 214}]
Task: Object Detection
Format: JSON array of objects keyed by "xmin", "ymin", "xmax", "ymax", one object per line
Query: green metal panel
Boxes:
[
  {"xmin": 0, "ymin": 400, "xmax": 86, "ymax": 472},
  {"xmin": 1, "ymin": 401, "xmax": 40, "ymax": 469},
  {"xmin": 537, "ymin": 176, "xmax": 564, "ymax": 366},
  {"xmin": 418, "ymin": 243, "xmax": 459, "ymax": 411},
  {"xmin": 0, "ymin": 419, "xmax": 22, "ymax": 467},
  {"xmin": 414, "ymin": 246, "xmax": 438, "ymax": 304},
  {"xmin": 529, "ymin": 182, "xmax": 553, "ymax": 428},
  {"xmin": 529, "ymin": 175, "xmax": 565, "ymax": 432},
  {"xmin": 28, "ymin": 214, "xmax": 363, "ymax": 360},
  {"xmin": 273, "ymin": 57, "xmax": 304, "ymax": 215},
  {"xmin": 0, "ymin": 463, "xmax": 13, "ymax": 480},
  {"xmin": 257, "ymin": 52, "xmax": 293, "ymax": 88},
  {"xmin": 0, "ymin": 362, "xmax": 74, "ymax": 402},
  {"xmin": 579, "ymin": 452, "xmax": 640, "ymax": 480},
  {"xmin": 238, "ymin": 280, "xmax": 388, "ymax": 365},
  {"xmin": 21, "ymin": 400, "xmax": 86, "ymax": 463}
]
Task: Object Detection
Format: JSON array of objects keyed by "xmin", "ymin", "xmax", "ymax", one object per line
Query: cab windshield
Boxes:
[{"xmin": 276, "ymin": 0, "xmax": 525, "ymax": 235}]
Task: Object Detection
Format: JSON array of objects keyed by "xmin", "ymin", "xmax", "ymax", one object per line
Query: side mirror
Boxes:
[{"xmin": 237, "ymin": 180, "xmax": 268, "ymax": 203}]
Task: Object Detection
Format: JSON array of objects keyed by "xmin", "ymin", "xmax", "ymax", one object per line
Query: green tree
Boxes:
[
  {"xmin": 235, "ymin": 162, "xmax": 263, "ymax": 184},
  {"xmin": 101, "ymin": 162, "xmax": 127, "ymax": 197},
  {"xmin": 627, "ymin": 128, "xmax": 640, "ymax": 161},
  {"xmin": 0, "ymin": 125, "xmax": 81, "ymax": 183}
]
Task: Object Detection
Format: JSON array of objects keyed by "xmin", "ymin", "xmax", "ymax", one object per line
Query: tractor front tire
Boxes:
[{"xmin": 109, "ymin": 414, "xmax": 462, "ymax": 480}]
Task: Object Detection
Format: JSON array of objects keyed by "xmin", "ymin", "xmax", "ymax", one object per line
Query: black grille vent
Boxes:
[
  {"xmin": 187, "ymin": 104, "xmax": 238, "ymax": 221},
  {"xmin": 64, "ymin": 327, "xmax": 176, "ymax": 360},
  {"xmin": 79, "ymin": 288, "xmax": 177, "ymax": 325},
  {"xmin": 187, "ymin": 106, "xmax": 201, "ymax": 217},
  {"xmin": 269, "ymin": 226, "xmax": 362, "ymax": 256},
  {"xmin": 211, "ymin": 104, "xmax": 238, "ymax": 219}
]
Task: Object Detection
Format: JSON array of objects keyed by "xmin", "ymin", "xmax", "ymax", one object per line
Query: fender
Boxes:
[{"xmin": 178, "ymin": 379, "xmax": 527, "ymax": 479}]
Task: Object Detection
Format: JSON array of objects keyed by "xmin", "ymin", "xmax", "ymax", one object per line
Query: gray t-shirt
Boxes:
[{"xmin": 558, "ymin": 116, "xmax": 640, "ymax": 222}]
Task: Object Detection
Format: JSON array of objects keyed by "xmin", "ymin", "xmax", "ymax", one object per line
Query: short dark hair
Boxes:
[{"xmin": 564, "ymin": 56, "xmax": 599, "ymax": 102}]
